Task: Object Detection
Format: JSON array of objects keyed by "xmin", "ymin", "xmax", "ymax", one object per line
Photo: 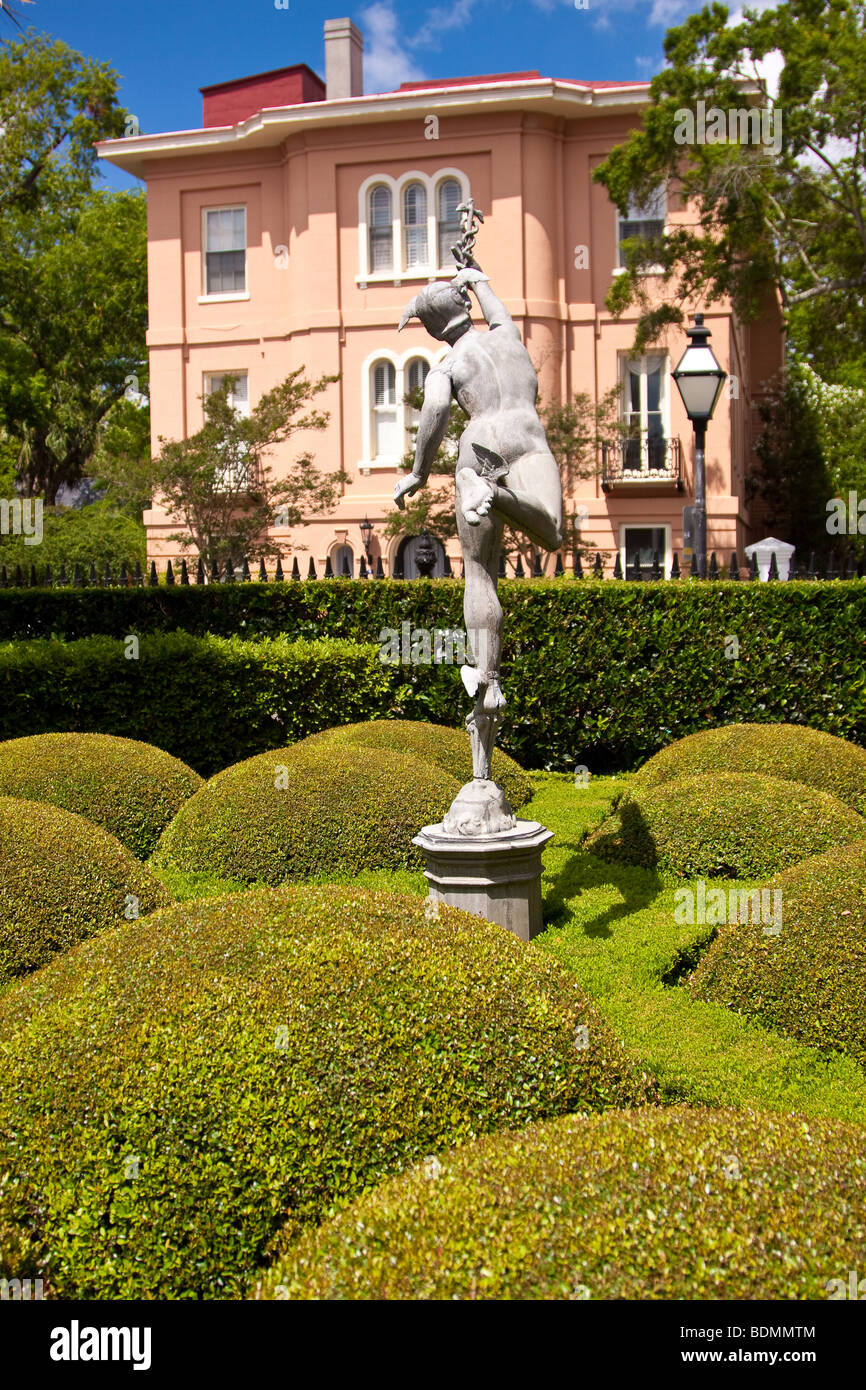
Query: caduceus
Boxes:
[
  {"xmin": 395, "ymin": 202, "xmax": 563, "ymax": 837},
  {"xmin": 451, "ymin": 198, "xmax": 485, "ymax": 270}
]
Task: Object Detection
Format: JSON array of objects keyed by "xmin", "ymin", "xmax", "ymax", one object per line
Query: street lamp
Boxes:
[
  {"xmin": 672, "ymin": 314, "xmax": 726, "ymax": 578},
  {"xmin": 359, "ymin": 517, "xmax": 373, "ymax": 561}
]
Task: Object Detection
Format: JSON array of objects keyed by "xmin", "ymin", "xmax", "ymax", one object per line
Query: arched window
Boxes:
[
  {"xmin": 369, "ymin": 185, "xmax": 393, "ymax": 272},
  {"xmin": 403, "ymin": 182, "xmax": 428, "ymax": 271},
  {"xmin": 437, "ymin": 179, "xmax": 462, "ymax": 269},
  {"xmin": 372, "ymin": 359, "xmax": 399, "ymax": 458}
]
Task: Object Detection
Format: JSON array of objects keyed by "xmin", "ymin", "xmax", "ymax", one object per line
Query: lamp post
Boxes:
[
  {"xmin": 359, "ymin": 517, "xmax": 373, "ymax": 563},
  {"xmin": 672, "ymin": 314, "xmax": 726, "ymax": 579}
]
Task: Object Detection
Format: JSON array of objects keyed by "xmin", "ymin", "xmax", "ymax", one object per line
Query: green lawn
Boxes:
[{"xmin": 151, "ymin": 769, "xmax": 866, "ymax": 1125}]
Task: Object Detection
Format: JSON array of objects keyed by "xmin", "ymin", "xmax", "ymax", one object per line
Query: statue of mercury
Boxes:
[{"xmin": 395, "ymin": 253, "xmax": 563, "ymax": 835}]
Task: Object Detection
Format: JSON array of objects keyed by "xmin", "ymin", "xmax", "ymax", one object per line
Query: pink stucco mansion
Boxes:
[{"xmin": 99, "ymin": 16, "xmax": 783, "ymax": 579}]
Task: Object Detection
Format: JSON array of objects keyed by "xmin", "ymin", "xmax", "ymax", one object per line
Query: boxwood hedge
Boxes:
[
  {"xmin": 690, "ymin": 838, "xmax": 866, "ymax": 1067},
  {"xmin": 0, "ymin": 885, "xmax": 657, "ymax": 1298},
  {"xmin": 3, "ymin": 581, "xmax": 866, "ymax": 773},
  {"xmin": 0, "ymin": 732, "xmax": 202, "ymax": 858},
  {"xmin": 297, "ymin": 719, "xmax": 533, "ymax": 809},
  {"xmin": 633, "ymin": 722, "xmax": 866, "ymax": 815},
  {"xmin": 587, "ymin": 771, "xmax": 866, "ymax": 880},
  {"xmin": 256, "ymin": 1106, "xmax": 866, "ymax": 1300},
  {"xmin": 0, "ymin": 633, "xmax": 395, "ymax": 777},
  {"xmin": 155, "ymin": 743, "xmax": 460, "ymax": 883},
  {"xmin": 0, "ymin": 796, "xmax": 170, "ymax": 982}
]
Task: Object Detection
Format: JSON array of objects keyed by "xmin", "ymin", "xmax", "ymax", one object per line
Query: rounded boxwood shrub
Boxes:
[
  {"xmin": 586, "ymin": 772, "xmax": 865, "ymax": 880},
  {"xmin": 690, "ymin": 838, "xmax": 866, "ymax": 1067},
  {"xmin": 298, "ymin": 719, "xmax": 533, "ymax": 810},
  {"xmin": 0, "ymin": 797, "xmax": 170, "ymax": 982},
  {"xmin": 0, "ymin": 732, "xmax": 202, "ymax": 859},
  {"xmin": 155, "ymin": 743, "xmax": 461, "ymax": 884},
  {"xmin": 0, "ymin": 885, "xmax": 657, "ymax": 1298},
  {"xmin": 632, "ymin": 722, "xmax": 866, "ymax": 814},
  {"xmin": 258, "ymin": 1105, "xmax": 866, "ymax": 1300}
]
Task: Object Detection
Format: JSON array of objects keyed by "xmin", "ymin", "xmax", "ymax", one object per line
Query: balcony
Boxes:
[{"xmin": 601, "ymin": 436, "xmax": 683, "ymax": 492}]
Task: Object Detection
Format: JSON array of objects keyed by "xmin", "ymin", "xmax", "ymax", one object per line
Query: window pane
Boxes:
[
  {"xmin": 375, "ymin": 409, "xmax": 399, "ymax": 455},
  {"xmin": 646, "ymin": 367, "xmax": 661, "ymax": 413},
  {"xmin": 403, "ymin": 183, "xmax": 428, "ymax": 268},
  {"xmin": 404, "ymin": 183, "xmax": 427, "ymax": 225},
  {"xmin": 370, "ymin": 186, "xmax": 391, "ymax": 226},
  {"xmin": 407, "ymin": 359, "xmax": 429, "ymax": 394},
  {"xmin": 370, "ymin": 226, "xmax": 393, "ymax": 271},
  {"xmin": 404, "ymin": 225, "xmax": 428, "ymax": 268},
  {"xmin": 625, "ymin": 527, "xmax": 665, "ymax": 568},
  {"xmin": 207, "ymin": 208, "xmax": 245, "ymax": 252},
  {"xmin": 374, "ymin": 361, "xmax": 396, "ymax": 405},
  {"xmin": 206, "ymin": 249, "xmax": 246, "ymax": 294},
  {"xmin": 437, "ymin": 179, "xmax": 461, "ymax": 267}
]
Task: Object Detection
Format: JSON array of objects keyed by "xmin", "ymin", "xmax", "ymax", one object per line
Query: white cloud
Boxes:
[
  {"xmin": 408, "ymin": 0, "xmax": 483, "ymax": 51},
  {"xmin": 360, "ymin": 3, "xmax": 428, "ymax": 93}
]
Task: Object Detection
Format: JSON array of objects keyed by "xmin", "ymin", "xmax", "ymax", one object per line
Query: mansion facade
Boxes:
[{"xmin": 100, "ymin": 17, "xmax": 784, "ymax": 578}]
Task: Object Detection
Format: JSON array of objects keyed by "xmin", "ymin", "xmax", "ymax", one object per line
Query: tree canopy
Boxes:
[
  {"xmin": 595, "ymin": 0, "xmax": 866, "ymax": 384},
  {"xmin": 0, "ymin": 32, "xmax": 146, "ymax": 502}
]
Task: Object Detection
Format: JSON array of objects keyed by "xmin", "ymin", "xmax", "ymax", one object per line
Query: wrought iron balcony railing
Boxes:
[{"xmin": 601, "ymin": 436, "xmax": 682, "ymax": 490}]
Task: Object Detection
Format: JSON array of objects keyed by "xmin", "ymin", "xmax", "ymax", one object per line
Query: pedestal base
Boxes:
[{"xmin": 412, "ymin": 820, "xmax": 553, "ymax": 943}]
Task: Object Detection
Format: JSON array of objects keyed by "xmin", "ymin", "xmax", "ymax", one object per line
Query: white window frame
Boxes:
[
  {"xmin": 200, "ymin": 205, "xmax": 249, "ymax": 303},
  {"xmin": 618, "ymin": 352, "xmax": 670, "ymax": 473},
  {"xmin": 619, "ymin": 523, "xmax": 672, "ymax": 579},
  {"xmin": 614, "ymin": 185, "xmax": 666, "ymax": 276},
  {"xmin": 357, "ymin": 169, "xmax": 471, "ymax": 287},
  {"xmin": 359, "ymin": 347, "xmax": 445, "ymax": 470}
]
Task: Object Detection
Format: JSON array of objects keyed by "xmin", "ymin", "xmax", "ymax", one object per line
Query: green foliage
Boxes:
[
  {"xmin": 155, "ymin": 743, "xmax": 461, "ymax": 882},
  {"xmin": 749, "ymin": 365, "xmax": 832, "ymax": 556},
  {"xmin": 535, "ymin": 772, "xmax": 866, "ymax": 1122},
  {"xmin": 4, "ymin": 581, "xmax": 866, "ymax": 774},
  {"xmin": 0, "ymin": 732, "xmax": 201, "ymax": 859},
  {"xmin": 151, "ymin": 370, "xmax": 342, "ymax": 572},
  {"xmin": 0, "ymin": 633, "xmax": 395, "ymax": 777},
  {"xmin": 0, "ymin": 884, "xmax": 656, "ymax": 1297},
  {"xmin": 0, "ymin": 186, "xmax": 147, "ymax": 502},
  {"xmin": 297, "ymin": 718, "xmax": 533, "ymax": 809},
  {"xmin": 690, "ymin": 838, "xmax": 866, "ymax": 1068},
  {"xmin": 0, "ymin": 500, "xmax": 146, "ymax": 576},
  {"xmin": 0, "ymin": 795, "xmax": 169, "ymax": 983},
  {"xmin": 259, "ymin": 1106, "xmax": 866, "ymax": 1300},
  {"xmin": 90, "ymin": 394, "xmax": 153, "ymax": 515},
  {"xmin": 0, "ymin": 32, "xmax": 143, "ymax": 501},
  {"xmin": 633, "ymin": 721, "xmax": 866, "ymax": 814},
  {"xmin": 593, "ymin": 0, "xmax": 866, "ymax": 375},
  {"xmin": 588, "ymin": 772, "xmax": 865, "ymax": 880}
]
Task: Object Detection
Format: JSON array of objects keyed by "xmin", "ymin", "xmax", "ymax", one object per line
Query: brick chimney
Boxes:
[{"xmin": 324, "ymin": 18, "xmax": 363, "ymax": 99}]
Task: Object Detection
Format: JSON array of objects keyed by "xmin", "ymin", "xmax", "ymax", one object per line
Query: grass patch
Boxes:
[{"xmin": 530, "ymin": 773, "xmax": 866, "ymax": 1124}]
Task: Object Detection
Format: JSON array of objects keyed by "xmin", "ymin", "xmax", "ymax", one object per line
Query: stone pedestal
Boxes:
[{"xmin": 412, "ymin": 820, "xmax": 553, "ymax": 942}]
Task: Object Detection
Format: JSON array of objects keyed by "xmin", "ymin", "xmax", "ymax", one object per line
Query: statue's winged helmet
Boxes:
[{"xmin": 398, "ymin": 280, "xmax": 471, "ymax": 339}]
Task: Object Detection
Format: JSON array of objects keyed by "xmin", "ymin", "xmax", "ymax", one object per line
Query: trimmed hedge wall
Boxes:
[
  {"xmin": 0, "ymin": 634, "xmax": 394, "ymax": 778},
  {"xmin": 2, "ymin": 580, "xmax": 866, "ymax": 772}
]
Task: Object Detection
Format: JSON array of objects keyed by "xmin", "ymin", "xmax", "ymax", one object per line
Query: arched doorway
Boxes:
[
  {"xmin": 397, "ymin": 533, "xmax": 447, "ymax": 579},
  {"xmin": 333, "ymin": 544, "xmax": 354, "ymax": 577}
]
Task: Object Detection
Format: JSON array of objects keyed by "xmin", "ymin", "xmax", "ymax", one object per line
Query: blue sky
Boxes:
[{"xmin": 10, "ymin": 0, "xmax": 708, "ymax": 190}]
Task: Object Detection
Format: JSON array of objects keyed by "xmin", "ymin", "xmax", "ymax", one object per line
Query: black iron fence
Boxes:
[{"xmin": 0, "ymin": 547, "xmax": 864, "ymax": 588}]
